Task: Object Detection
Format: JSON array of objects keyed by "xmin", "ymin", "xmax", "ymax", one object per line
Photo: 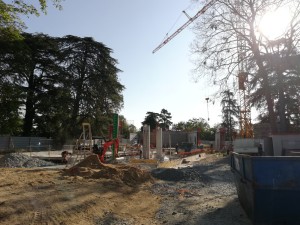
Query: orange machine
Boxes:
[{"xmin": 97, "ymin": 138, "xmax": 119, "ymax": 163}]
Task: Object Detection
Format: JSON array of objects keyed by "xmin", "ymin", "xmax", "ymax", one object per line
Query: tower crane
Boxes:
[{"xmin": 152, "ymin": 0, "xmax": 216, "ymax": 54}]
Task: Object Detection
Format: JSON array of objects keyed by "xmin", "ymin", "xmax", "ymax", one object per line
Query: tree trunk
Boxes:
[
  {"xmin": 23, "ymin": 73, "xmax": 35, "ymax": 136},
  {"xmin": 260, "ymin": 74, "xmax": 278, "ymax": 133},
  {"xmin": 277, "ymin": 71, "xmax": 287, "ymax": 133},
  {"xmin": 249, "ymin": 24, "xmax": 278, "ymax": 133}
]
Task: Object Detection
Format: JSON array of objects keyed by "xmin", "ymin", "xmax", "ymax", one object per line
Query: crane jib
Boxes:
[{"xmin": 152, "ymin": 0, "xmax": 216, "ymax": 54}]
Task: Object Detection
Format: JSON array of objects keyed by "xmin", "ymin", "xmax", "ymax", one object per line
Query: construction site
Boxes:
[
  {"xmin": 0, "ymin": 116, "xmax": 252, "ymax": 225},
  {"xmin": 1, "ymin": 0, "xmax": 300, "ymax": 225},
  {"xmin": 1, "ymin": 110, "xmax": 299, "ymax": 225}
]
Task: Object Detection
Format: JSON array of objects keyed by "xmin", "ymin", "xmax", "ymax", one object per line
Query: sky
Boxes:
[{"xmin": 22, "ymin": 0, "xmax": 223, "ymax": 129}]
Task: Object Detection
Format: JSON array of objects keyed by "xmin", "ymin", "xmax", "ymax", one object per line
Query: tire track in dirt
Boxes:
[{"xmin": 31, "ymin": 210, "xmax": 43, "ymax": 225}]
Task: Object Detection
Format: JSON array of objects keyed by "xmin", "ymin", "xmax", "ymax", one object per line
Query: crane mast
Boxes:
[
  {"xmin": 152, "ymin": 0, "xmax": 216, "ymax": 54},
  {"xmin": 235, "ymin": 0, "xmax": 253, "ymax": 138}
]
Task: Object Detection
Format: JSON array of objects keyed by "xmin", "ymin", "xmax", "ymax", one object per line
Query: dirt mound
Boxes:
[
  {"xmin": 65, "ymin": 155, "xmax": 153, "ymax": 186},
  {"xmin": 93, "ymin": 164, "xmax": 153, "ymax": 185},
  {"xmin": 69, "ymin": 154, "xmax": 105, "ymax": 169}
]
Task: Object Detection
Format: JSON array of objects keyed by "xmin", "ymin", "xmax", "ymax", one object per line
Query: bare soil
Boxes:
[{"xmin": 0, "ymin": 154, "xmax": 251, "ymax": 225}]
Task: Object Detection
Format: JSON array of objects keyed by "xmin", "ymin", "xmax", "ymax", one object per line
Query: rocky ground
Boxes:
[
  {"xmin": 151, "ymin": 155, "xmax": 252, "ymax": 225},
  {"xmin": 0, "ymin": 153, "xmax": 56, "ymax": 168},
  {"xmin": 0, "ymin": 153, "xmax": 252, "ymax": 225}
]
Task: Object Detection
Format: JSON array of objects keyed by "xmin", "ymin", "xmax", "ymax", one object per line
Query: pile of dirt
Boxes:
[
  {"xmin": 65, "ymin": 155, "xmax": 154, "ymax": 186},
  {"xmin": 0, "ymin": 153, "xmax": 56, "ymax": 168}
]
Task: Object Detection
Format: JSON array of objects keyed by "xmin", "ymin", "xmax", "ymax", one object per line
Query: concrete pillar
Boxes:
[
  {"xmin": 215, "ymin": 130, "xmax": 220, "ymax": 151},
  {"xmin": 143, "ymin": 125, "xmax": 150, "ymax": 159},
  {"xmin": 156, "ymin": 127, "xmax": 162, "ymax": 158}
]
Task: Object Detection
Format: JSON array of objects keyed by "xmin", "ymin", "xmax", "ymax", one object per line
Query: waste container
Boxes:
[{"xmin": 231, "ymin": 153, "xmax": 300, "ymax": 225}]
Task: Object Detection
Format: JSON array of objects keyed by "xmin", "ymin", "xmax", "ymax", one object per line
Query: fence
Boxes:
[{"xmin": 0, "ymin": 136, "xmax": 52, "ymax": 153}]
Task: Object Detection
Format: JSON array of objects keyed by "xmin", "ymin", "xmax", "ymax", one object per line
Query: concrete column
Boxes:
[
  {"xmin": 215, "ymin": 130, "xmax": 220, "ymax": 151},
  {"xmin": 156, "ymin": 127, "xmax": 162, "ymax": 158},
  {"xmin": 143, "ymin": 125, "xmax": 150, "ymax": 159}
]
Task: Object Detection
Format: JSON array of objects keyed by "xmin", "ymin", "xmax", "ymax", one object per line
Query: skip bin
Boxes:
[{"xmin": 231, "ymin": 153, "xmax": 300, "ymax": 225}]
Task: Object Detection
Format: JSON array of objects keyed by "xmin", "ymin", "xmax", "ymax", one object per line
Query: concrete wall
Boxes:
[
  {"xmin": 146, "ymin": 130, "xmax": 214, "ymax": 148},
  {"xmin": 148, "ymin": 130, "xmax": 188, "ymax": 147},
  {"xmin": 187, "ymin": 132, "xmax": 197, "ymax": 146},
  {"xmin": 162, "ymin": 131, "xmax": 188, "ymax": 147},
  {"xmin": 271, "ymin": 134, "xmax": 300, "ymax": 156},
  {"xmin": 233, "ymin": 138, "xmax": 264, "ymax": 154}
]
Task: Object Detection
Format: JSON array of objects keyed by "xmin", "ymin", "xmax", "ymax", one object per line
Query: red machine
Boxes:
[{"xmin": 97, "ymin": 138, "xmax": 119, "ymax": 163}]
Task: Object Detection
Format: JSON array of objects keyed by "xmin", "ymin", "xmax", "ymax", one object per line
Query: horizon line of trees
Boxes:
[{"xmin": 141, "ymin": 109, "xmax": 216, "ymax": 141}]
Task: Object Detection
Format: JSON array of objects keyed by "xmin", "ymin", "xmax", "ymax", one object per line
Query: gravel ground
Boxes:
[
  {"xmin": 0, "ymin": 153, "xmax": 56, "ymax": 168},
  {"xmin": 0, "ymin": 152, "xmax": 252, "ymax": 224},
  {"xmin": 151, "ymin": 154, "xmax": 252, "ymax": 225}
]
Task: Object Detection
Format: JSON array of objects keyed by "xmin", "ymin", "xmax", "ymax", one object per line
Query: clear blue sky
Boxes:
[{"xmin": 23, "ymin": 0, "xmax": 223, "ymax": 129}]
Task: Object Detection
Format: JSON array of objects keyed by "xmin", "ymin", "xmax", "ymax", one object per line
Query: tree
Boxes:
[
  {"xmin": 142, "ymin": 112, "xmax": 159, "ymax": 131},
  {"xmin": 172, "ymin": 117, "xmax": 215, "ymax": 140},
  {"xmin": 142, "ymin": 109, "xmax": 173, "ymax": 131},
  {"xmin": 59, "ymin": 35, "xmax": 124, "ymax": 138},
  {"xmin": 118, "ymin": 115, "xmax": 137, "ymax": 139},
  {"xmin": 172, "ymin": 121, "xmax": 186, "ymax": 131},
  {"xmin": 172, "ymin": 118, "xmax": 209, "ymax": 132},
  {"xmin": 158, "ymin": 108, "xmax": 172, "ymax": 130},
  {"xmin": 0, "ymin": 0, "xmax": 62, "ymax": 40},
  {"xmin": 0, "ymin": 33, "xmax": 124, "ymax": 144},
  {"xmin": 0, "ymin": 81, "xmax": 23, "ymax": 135},
  {"xmin": 250, "ymin": 38, "xmax": 300, "ymax": 132},
  {"xmin": 186, "ymin": 118, "xmax": 209, "ymax": 132},
  {"xmin": 220, "ymin": 90, "xmax": 239, "ymax": 140},
  {"xmin": 202, "ymin": 127, "xmax": 216, "ymax": 141},
  {"xmin": 0, "ymin": 33, "xmax": 61, "ymax": 136},
  {"xmin": 191, "ymin": 0, "xmax": 300, "ymax": 133}
]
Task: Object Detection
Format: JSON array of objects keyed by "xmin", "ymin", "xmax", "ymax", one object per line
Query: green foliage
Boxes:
[
  {"xmin": 172, "ymin": 117, "xmax": 215, "ymax": 141},
  {"xmin": 0, "ymin": 82, "xmax": 23, "ymax": 135},
  {"xmin": 0, "ymin": 33, "xmax": 61, "ymax": 136},
  {"xmin": 142, "ymin": 109, "xmax": 173, "ymax": 131},
  {"xmin": 118, "ymin": 115, "xmax": 136, "ymax": 139},
  {"xmin": 173, "ymin": 118, "xmax": 209, "ymax": 132},
  {"xmin": 220, "ymin": 90, "xmax": 239, "ymax": 140},
  {"xmin": 201, "ymin": 127, "xmax": 216, "ymax": 141},
  {"xmin": 250, "ymin": 47, "xmax": 300, "ymax": 133},
  {"xmin": 171, "ymin": 121, "xmax": 186, "ymax": 131},
  {"xmin": 0, "ymin": 33, "xmax": 124, "ymax": 145},
  {"xmin": 58, "ymin": 35, "xmax": 124, "ymax": 138},
  {"xmin": 158, "ymin": 108, "xmax": 172, "ymax": 130},
  {"xmin": 142, "ymin": 111, "xmax": 159, "ymax": 131},
  {"xmin": 0, "ymin": 0, "xmax": 62, "ymax": 40}
]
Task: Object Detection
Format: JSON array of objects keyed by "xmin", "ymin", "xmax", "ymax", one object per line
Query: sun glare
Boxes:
[{"xmin": 258, "ymin": 7, "xmax": 292, "ymax": 40}]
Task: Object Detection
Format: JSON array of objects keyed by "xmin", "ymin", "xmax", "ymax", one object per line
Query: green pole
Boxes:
[{"xmin": 112, "ymin": 114, "xmax": 119, "ymax": 159}]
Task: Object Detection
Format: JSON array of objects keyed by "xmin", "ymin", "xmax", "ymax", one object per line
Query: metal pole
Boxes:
[
  {"xmin": 205, "ymin": 97, "xmax": 210, "ymax": 121},
  {"xmin": 169, "ymin": 132, "xmax": 171, "ymax": 159}
]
